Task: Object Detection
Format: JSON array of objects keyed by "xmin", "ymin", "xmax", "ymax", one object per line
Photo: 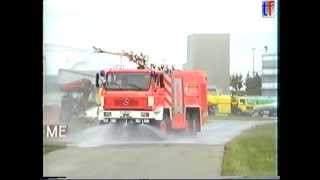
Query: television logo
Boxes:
[
  {"xmin": 262, "ymin": 0, "xmax": 275, "ymax": 18},
  {"xmin": 44, "ymin": 124, "xmax": 68, "ymax": 138}
]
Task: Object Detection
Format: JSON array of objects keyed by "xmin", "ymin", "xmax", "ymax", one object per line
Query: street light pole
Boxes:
[{"xmin": 252, "ymin": 48, "xmax": 256, "ymax": 75}]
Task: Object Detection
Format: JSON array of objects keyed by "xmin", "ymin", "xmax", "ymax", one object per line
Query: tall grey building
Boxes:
[
  {"xmin": 183, "ymin": 34, "xmax": 230, "ymax": 94},
  {"xmin": 261, "ymin": 53, "xmax": 278, "ymax": 96}
]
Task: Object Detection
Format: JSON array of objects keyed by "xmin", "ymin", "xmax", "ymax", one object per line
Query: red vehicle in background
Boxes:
[
  {"xmin": 58, "ymin": 69, "xmax": 98, "ymax": 122},
  {"xmin": 96, "ymin": 68, "xmax": 208, "ymax": 134}
]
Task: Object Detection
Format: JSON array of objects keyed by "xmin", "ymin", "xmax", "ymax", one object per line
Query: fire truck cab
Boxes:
[{"xmin": 96, "ymin": 68, "xmax": 208, "ymax": 134}]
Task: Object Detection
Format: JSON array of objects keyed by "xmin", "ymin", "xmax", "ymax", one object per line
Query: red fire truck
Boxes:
[{"xmin": 95, "ymin": 68, "xmax": 208, "ymax": 134}]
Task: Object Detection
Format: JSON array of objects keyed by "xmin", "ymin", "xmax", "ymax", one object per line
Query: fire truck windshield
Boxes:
[{"xmin": 106, "ymin": 73, "xmax": 151, "ymax": 91}]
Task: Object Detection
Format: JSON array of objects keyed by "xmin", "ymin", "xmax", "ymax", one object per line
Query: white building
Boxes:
[{"xmin": 261, "ymin": 53, "xmax": 278, "ymax": 96}]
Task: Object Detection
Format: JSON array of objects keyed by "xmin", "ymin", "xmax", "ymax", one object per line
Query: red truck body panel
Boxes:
[
  {"xmin": 182, "ymin": 71, "xmax": 209, "ymax": 125},
  {"xmin": 170, "ymin": 70, "xmax": 208, "ymax": 129}
]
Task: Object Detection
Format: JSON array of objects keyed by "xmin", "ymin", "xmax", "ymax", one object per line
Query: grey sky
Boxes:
[{"xmin": 44, "ymin": 0, "xmax": 277, "ymax": 75}]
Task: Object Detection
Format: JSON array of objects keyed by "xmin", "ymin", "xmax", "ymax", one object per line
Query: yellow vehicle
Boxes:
[
  {"xmin": 231, "ymin": 96, "xmax": 254, "ymax": 115},
  {"xmin": 208, "ymin": 94, "xmax": 254, "ymax": 115},
  {"xmin": 208, "ymin": 95, "xmax": 231, "ymax": 114}
]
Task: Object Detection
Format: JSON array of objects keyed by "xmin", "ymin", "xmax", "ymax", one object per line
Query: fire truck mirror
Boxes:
[{"xmin": 95, "ymin": 73, "xmax": 100, "ymax": 88}]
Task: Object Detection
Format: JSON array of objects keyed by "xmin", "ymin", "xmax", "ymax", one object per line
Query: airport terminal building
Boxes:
[{"xmin": 183, "ymin": 34, "xmax": 230, "ymax": 94}]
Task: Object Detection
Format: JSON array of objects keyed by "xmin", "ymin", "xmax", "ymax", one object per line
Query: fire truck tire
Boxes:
[
  {"xmin": 189, "ymin": 119, "xmax": 197, "ymax": 135},
  {"xmin": 159, "ymin": 121, "xmax": 167, "ymax": 133},
  {"xmin": 161, "ymin": 112, "xmax": 171, "ymax": 134},
  {"xmin": 164, "ymin": 112, "xmax": 171, "ymax": 130},
  {"xmin": 99, "ymin": 120, "xmax": 105, "ymax": 125},
  {"xmin": 153, "ymin": 112, "xmax": 170, "ymax": 134},
  {"xmin": 187, "ymin": 110, "xmax": 198, "ymax": 136}
]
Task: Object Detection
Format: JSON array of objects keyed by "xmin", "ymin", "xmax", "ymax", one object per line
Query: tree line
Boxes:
[{"xmin": 230, "ymin": 72, "xmax": 262, "ymax": 96}]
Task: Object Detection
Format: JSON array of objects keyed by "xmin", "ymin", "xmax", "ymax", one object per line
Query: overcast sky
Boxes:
[{"xmin": 44, "ymin": 0, "xmax": 277, "ymax": 75}]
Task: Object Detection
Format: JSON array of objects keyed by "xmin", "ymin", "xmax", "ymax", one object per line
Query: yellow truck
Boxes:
[
  {"xmin": 207, "ymin": 94, "xmax": 254, "ymax": 115},
  {"xmin": 231, "ymin": 96, "xmax": 255, "ymax": 115}
]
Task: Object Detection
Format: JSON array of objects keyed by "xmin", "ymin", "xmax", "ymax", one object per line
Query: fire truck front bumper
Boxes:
[{"xmin": 98, "ymin": 108, "xmax": 163, "ymax": 124}]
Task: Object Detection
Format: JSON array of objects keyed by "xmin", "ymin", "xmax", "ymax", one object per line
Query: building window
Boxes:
[
  {"xmin": 262, "ymin": 60, "xmax": 277, "ymax": 69},
  {"xmin": 262, "ymin": 74, "xmax": 277, "ymax": 83},
  {"xmin": 262, "ymin": 82, "xmax": 277, "ymax": 89},
  {"xmin": 262, "ymin": 69, "xmax": 277, "ymax": 75}
]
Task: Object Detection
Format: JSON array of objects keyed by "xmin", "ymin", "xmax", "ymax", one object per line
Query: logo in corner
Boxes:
[{"xmin": 262, "ymin": 0, "xmax": 275, "ymax": 18}]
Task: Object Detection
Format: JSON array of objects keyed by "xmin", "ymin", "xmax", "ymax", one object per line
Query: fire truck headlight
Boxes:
[
  {"xmin": 111, "ymin": 119, "xmax": 117, "ymax": 123},
  {"xmin": 143, "ymin": 119, "xmax": 150, "ymax": 123},
  {"xmin": 104, "ymin": 112, "xmax": 111, "ymax": 117},
  {"xmin": 148, "ymin": 96, "xmax": 154, "ymax": 106},
  {"xmin": 141, "ymin": 112, "xmax": 149, "ymax": 117},
  {"xmin": 135, "ymin": 119, "xmax": 141, "ymax": 123}
]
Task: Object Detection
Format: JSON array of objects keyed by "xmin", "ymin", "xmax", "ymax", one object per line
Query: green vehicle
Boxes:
[{"xmin": 251, "ymin": 102, "xmax": 277, "ymax": 117}]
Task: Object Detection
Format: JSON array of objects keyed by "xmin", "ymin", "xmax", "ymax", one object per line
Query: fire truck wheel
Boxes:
[
  {"xmin": 188, "ymin": 120, "xmax": 197, "ymax": 135},
  {"xmin": 187, "ymin": 112, "xmax": 198, "ymax": 136},
  {"xmin": 159, "ymin": 121, "xmax": 167, "ymax": 133},
  {"xmin": 156, "ymin": 112, "xmax": 170, "ymax": 134},
  {"xmin": 164, "ymin": 112, "xmax": 171, "ymax": 130}
]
